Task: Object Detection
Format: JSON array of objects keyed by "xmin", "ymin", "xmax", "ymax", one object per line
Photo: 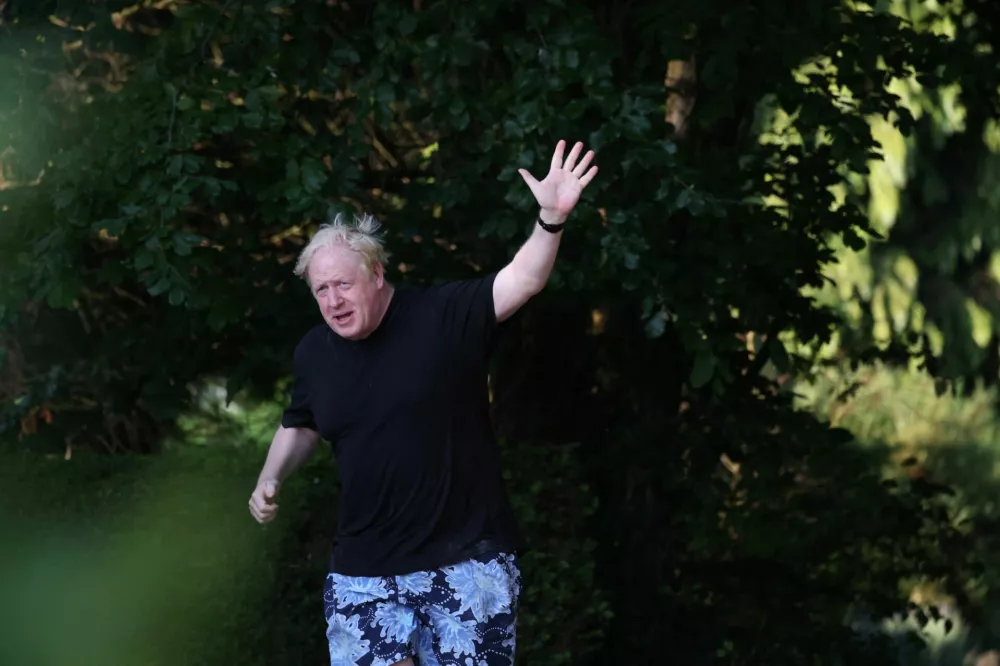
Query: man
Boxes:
[{"xmin": 248, "ymin": 140, "xmax": 598, "ymax": 666}]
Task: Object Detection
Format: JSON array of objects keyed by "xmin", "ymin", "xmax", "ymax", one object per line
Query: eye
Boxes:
[
  {"xmin": 316, "ymin": 285, "xmax": 327, "ymax": 295},
  {"xmin": 339, "ymin": 281, "xmax": 352, "ymax": 289}
]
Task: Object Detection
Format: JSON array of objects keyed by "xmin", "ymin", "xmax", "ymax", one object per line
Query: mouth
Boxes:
[{"xmin": 332, "ymin": 311, "xmax": 353, "ymax": 326}]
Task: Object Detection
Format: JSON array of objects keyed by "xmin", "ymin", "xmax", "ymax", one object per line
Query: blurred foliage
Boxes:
[
  {"xmin": 807, "ymin": 0, "xmax": 1000, "ymax": 392},
  {"xmin": 0, "ymin": 433, "xmax": 605, "ymax": 665},
  {"xmin": 1, "ymin": 0, "xmax": 999, "ymax": 664},
  {"xmin": 0, "ymin": 449, "xmax": 283, "ymax": 665},
  {"xmin": 800, "ymin": 361, "xmax": 1000, "ymax": 664}
]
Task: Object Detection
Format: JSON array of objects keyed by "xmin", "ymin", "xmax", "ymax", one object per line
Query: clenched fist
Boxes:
[{"xmin": 248, "ymin": 478, "xmax": 280, "ymax": 524}]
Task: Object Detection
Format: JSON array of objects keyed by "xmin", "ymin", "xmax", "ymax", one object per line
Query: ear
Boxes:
[{"xmin": 373, "ymin": 262, "xmax": 385, "ymax": 288}]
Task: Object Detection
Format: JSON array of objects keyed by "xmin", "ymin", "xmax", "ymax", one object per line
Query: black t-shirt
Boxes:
[{"xmin": 280, "ymin": 272, "xmax": 522, "ymax": 576}]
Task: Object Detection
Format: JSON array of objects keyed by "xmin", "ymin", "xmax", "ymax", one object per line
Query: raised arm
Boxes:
[{"xmin": 493, "ymin": 140, "xmax": 599, "ymax": 322}]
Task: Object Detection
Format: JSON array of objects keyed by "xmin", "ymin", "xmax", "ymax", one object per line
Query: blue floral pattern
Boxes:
[
  {"xmin": 328, "ymin": 573, "xmax": 389, "ymax": 608},
  {"xmin": 427, "ymin": 605, "xmax": 478, "ymax": 657},
  {"xmin": 323, "ymin": 551, "xmax": 520, "ymax": 665},
  {"xmin": 396, "ymin": 569, "xmax": 434, "ymax": 597},
  {"xmin": 373, "ymin": 601, "xmax": 417, "ymax": 643},
  {"xmin": 326, "ymin": 613, "xmax": 370, "ymax": 666},
  {"xmin": 443, "ymin": 558, "xmax": 513, "ymax": 623}
]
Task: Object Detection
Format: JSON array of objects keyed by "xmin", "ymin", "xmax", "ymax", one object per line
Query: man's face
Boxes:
[{"xmin": 307, "ymin": 244, "xmax": 386, "ymax": 340}]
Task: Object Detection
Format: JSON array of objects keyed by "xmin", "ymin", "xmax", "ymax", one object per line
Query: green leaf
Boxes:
[
  {"xmin": 376, "ymin": 83, "xmax": 395, "ymax": 105},
  {"xmin": 689, "ymin": 349, "xmax": 716, "ymax": 388},
  {"xmin": 168, "ymin": 286, "xmax": 186, "ymax": 306},
  {"xmin": 243, "ymin": 112, "xmax": 263, "ymax": 129},
  {"xmin": 565, "ymin": 49, "xmax": 580, "ymax": 69},
  {"xmin": 476, "ymin": 129, "xmax": 496, "ymax": 153},
  {"xmin": 301, "ymin": 159, "xmax": 327, "ymax": 192},
  {"xmin": 645, "ymin": 312, "xmax": 666, "ymax": 339},
  {"xmin": 399, "ymin": 14, "xmax": 418, "ymax": 36},
  {"xmin": 134, "ymin": 250, "xmax": 155, "ymax": 270},
  {"xmin": 148, "ymin": 277, "xmax": 171, "ymax": 296},
  {"xmin": 173, "ymin": 233, "xmax": 193, "ymax": 256},
  {"xmin": 167, "ymin": 155, "xmax": 184, "ymax": 177},
  {"xmin": 45, "ymin": 283, "xmax": 65, "ymax": 308},
  {"xmin": 503, "ymin": 120, "xmax": 524, "ymax": 139},
  {"xmin": 53, "ymin": 189, "xmax": 74, "ymax": 210},
  {"xmin": 675, "ymin": 188, "xmax": 691, "ymax": 211}
]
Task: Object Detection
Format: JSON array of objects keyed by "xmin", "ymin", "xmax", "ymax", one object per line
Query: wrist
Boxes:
[
  {"xmin": 538, "ymin": 209, "xmax": 567, "ymax": 226},
  {"xmin": 257, "ymin": 473, "xmax": 281, "ymax": 487}
]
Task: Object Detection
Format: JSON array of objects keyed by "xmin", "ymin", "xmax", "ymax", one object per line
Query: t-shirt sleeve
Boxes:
[
  {"xmin": 281, "ymin": 342, "xmax": 318, "ymax": 431},
  {"xmin": 431, "ymin": 271, "xmax": 502, "ymax": 361}
]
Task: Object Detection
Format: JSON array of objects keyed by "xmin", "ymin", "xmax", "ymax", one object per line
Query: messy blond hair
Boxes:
[{"xmin": 293, "ymin": 213, "xmax": 389, "ymax": 283}]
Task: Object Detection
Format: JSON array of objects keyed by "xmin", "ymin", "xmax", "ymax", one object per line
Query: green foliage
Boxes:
[
  {"xmin": 0, "ymin": 0, "xmax": 943, "ymax": 449},
  {"xmin": 502, "ymin": 442, "xmax": 610, "ymax": 664},
  {"xmin": 0, "ymin": 449, "xmax": 283, "ymax": 665},
  {"xmin": 0, "ymin": 436, "xmax": 604, "ymax": 665},
  {"xmin": 800, "ymin": 360, "xmax": 1000, "ymax": 663},
  {"xmin": 812, "ymin": 0, "xmax": 1000, "ymax": 389},
  {"xmin": 1, "ymin": 0, "xmax": 997, "ymax": 664}
]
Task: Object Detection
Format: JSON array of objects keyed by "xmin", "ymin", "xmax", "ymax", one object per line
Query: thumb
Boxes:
[
  {"xmin": 264, "ymin": 481, "xmax": 278, "ymax": 503},
  {"xmin": 517, "ymin": 169, "xmax": 539, "ymax": 189}
]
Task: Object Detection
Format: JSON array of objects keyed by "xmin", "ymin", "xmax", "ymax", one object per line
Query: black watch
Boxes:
[{"xmin": 537, "ymin": 217, "xmax": 566, "ymax": 234}]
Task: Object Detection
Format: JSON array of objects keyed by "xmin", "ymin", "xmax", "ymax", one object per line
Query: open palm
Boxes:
[{"xmin": 518, "ymin": 140, "xmax": 599, "ymax": 220}]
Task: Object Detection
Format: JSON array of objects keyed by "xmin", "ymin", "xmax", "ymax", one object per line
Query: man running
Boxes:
[{"xmin": 248, "ymin": 140, "xmax": 598, "ymax": 666}]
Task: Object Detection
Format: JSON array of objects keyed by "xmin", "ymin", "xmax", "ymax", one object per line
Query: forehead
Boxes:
[{"xmin": 308, "ymin": 244, "xmax": 365, "ymax": 282}]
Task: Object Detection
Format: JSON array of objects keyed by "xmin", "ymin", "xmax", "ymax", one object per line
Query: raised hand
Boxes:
[{"xmin": 518, "ymin": 140, "xmax": 598, "ymax": 223}]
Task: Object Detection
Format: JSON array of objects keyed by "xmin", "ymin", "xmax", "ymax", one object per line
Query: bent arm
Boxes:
[
  {"xmin": 257, "ymin": 425, "xmax": 319, "ymax": 484},
  {"xmin": 493, "ymin": 212, "xmax": 564, "ymax": 323}
]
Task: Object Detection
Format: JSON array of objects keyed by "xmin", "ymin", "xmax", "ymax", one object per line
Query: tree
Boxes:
[{"xmin": 0, "ymin": 1, "xmax": 989, "ymax": 663}]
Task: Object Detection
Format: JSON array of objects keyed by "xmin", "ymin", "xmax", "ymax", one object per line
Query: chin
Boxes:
[{"xmin": 329, "ymin": 321, "xmax": 363, "ymax": 340}]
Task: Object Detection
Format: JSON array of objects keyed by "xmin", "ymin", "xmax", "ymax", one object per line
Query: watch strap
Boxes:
[{"xmin": 537, "ymin": 217, "xmax": 566, "ymax": 234}]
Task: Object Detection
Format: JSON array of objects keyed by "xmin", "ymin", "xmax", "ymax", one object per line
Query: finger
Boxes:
[
  {"xmin": 250, "ymin": 493, "xmax": 277, "ymax": 512},
  {"xmin": 264, "ymin": 481, "xmax": 278, "ymax": 504},
  {"xmin": 518, "ymin": 169, "xmax": 539, "ymax": 188},
  {"xmin": 579, "ymin": 166, "xmax": 599, "ymax": 188},
  {"xmin": 563, "ymin": 142, "xmax": 584, "ymax": 172},
  {"xmin": 571, "ymin": 150, "xmax": 595, "ymax": 178},
  {"xmin": 250, "ymin": 502, "xmax": 278, "ymax": 523},
  {"xmin": 549, "ymin": 140, "xmax": 566, "ymax": 172}
]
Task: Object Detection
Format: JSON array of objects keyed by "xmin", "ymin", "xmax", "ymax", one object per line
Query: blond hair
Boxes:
[{"xmin": 293, "ymin": 213, "xmax": 389, "ymax": 283}]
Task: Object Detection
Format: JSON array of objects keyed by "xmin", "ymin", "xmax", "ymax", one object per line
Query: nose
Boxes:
[{"xmin": 324, "ymin": 289, "xmax": 344, "ymax": 310}]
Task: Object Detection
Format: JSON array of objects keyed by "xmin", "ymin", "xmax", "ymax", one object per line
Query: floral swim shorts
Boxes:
[{"xmin": 323, "ymin": 551, "xmax": 521, "ymax": 666}]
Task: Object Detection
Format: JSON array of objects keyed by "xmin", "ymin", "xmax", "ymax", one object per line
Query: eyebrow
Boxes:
[{"xmin": 313, "ymin": 277, "xmax": 353, "ymax": 290}]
